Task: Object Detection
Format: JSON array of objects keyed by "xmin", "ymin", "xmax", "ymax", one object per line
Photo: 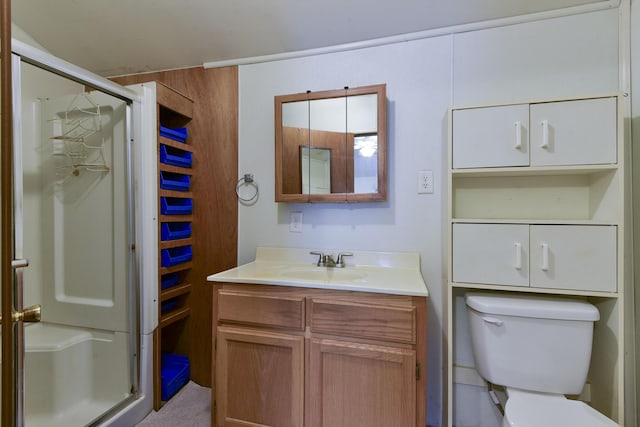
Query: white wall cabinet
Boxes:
[
  {"xmin": 452, "ymin": 104, "xmax": 529, "ymax": 169},
  {"xmin": 529, "ymin": 225, "xmax": 616, "ymax": 292},
  {"xmin": 452, "ymin": 223, "xmax": 529, "ymax": 287},
  {"xmin": 529, "ymin": 97, "xmax": 617, "ymax": 166},
  {"xmin": 453, "ymin": 223, "xmax": 617, "ymax": 292},
  {"xmin": 452, "ymin": 97, "xmax": 617, "ymax": 169},
  {"xmin": 446, "ymin": 94, "xmax": 628, "ymax": 426}
]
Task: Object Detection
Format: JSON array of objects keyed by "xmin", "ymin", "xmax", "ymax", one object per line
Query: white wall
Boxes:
[
  {"xmin": 239, "ymin": 36, "xmax": 452, "ymax": 425},
  {"xmin": 238, "ymin": 8, "xmax": 620, "ymax": 427}
]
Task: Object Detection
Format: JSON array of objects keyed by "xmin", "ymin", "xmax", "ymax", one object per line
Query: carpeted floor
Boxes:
[{"xmin": 136, "ymin": 381, "xmax": 211, "ymax": 426}]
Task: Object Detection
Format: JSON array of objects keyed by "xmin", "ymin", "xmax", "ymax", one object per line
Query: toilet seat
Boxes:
[{"xmin": 502, "ymin": 389, "xmax": 619, "ymax": 427}]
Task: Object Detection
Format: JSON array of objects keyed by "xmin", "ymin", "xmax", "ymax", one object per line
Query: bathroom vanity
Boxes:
[{"xmin": 207, "ymin": 247, "xmax": 429, "ymax": 427}]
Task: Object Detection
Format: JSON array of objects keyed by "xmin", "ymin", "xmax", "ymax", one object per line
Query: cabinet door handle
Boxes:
[
  {"xmin": 540, "ymin": 120, "xmax": 549, "ymax": 149},
  {"xmin": 514, "ymin": 242, "xmax": 522, "ymax": 270},
  {"xmin": 514, "ymin": 121, "xmax": 522, "ymax": 149},
  {"xmin": 540, "ymin": 243, "xmax": 549, "ymax": 271}
]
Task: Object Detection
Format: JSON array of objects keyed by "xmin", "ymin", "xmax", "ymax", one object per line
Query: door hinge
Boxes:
[{"xmin": 416, "ymin": 362, "xmax": 421, "ymax": 380}]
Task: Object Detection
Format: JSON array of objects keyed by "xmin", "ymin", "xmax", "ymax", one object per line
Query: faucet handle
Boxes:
[
  {"xmin": 310, "ymin": 251, "xmax": 326, "ymax": 267},
  {"xmin": 336, "ymin": 252, "xmax": 353, "ymax": 268}
]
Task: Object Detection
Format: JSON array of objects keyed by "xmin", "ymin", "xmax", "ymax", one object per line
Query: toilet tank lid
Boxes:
[{"xmin": 465, "ymin": 292, "xmax": 600, "ymax": 321}]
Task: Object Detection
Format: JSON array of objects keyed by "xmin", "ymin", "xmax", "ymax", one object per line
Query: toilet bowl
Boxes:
[
  {"xmin": 465, "ymin": 292, "xmax": 620, "ymax": 427},
  {"xmin": 501, "ymin": 388, "xmax": 619, "ymax": 427}
]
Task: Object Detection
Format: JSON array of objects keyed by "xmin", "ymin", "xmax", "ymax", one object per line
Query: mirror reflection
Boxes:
[
  {"xmin": 301, "ymin": 147, "xmax": 331, "ymax": 194},
  {"xmin": 275, "ymin": 84, "xmax": 386, "ymax": 202}
]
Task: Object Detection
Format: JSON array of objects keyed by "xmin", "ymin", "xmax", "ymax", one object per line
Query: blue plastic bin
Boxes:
[
  {"xmin": 161, "ymin": 245, "xmax": 193, "ymax": 267},
  {"xmin": 160, "ymin": 144, "xmax": 192, "ymax": 168},
  {"xmin": 161, "ymin": 272, "xmax": 180, "ymax": 290},
  {"xmin": 161, "ymin": 298, "xmax": 178, "ymax": 314},
  {"xmin": 160, "ymin": 197, "xmax": 193, "ymax": 215},
  {"xmin": 161, "ymin": 354, "xmax": 190, "ymax": 401},
  {"xmin": 159, "ymin": 125, "xmax": 188, "ymax": 143},
  {"xmin": 160, "ymin": 171, "xmax": 191, "ymax": 192},
  {"xmin": 161, "ymin": 222, "xmax": 192, "ymax": 241}
]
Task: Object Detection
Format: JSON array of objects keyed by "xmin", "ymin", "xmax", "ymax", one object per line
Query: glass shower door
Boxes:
[{"xmin": 13, "ymin": 57, "xmax": 138, "ymax": 427}]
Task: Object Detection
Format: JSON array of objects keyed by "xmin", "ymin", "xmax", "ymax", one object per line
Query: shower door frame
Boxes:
[{"xmin": 7, "ymin": 39, "xmax": 146, "ymax": 426}]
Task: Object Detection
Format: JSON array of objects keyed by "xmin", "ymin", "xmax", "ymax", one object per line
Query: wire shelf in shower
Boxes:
[{"xmin": 48, "ymin": 92, "xmax": 110, "ymax": 176}]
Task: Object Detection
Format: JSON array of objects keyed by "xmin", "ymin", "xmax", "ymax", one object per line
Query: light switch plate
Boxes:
[{"xmin": 290, "ymin": 212, "xmax": 303, "ymax": 232}]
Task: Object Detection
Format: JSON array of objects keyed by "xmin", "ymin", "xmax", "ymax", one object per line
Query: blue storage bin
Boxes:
[
  {"xmin": 159, "ymin": 125, "xmax": 188, "ymax": 143},
  {"xmin": 161, "ymin": 272, "xmax": 180, "ymax": 290},
  {"xmin": 161, "ymin": 222, "xmax": 192, "ymax": 241},
  {"xmin": 161, "ymin": 353, "xmax": 190, "ymax": 401},
  {"xmin": 160, "ymin": 197, "xmax": 193, "ymax": 215},
  {"xmin": 161, "ymin": 298, "xmax": 178, "ymax": 314},
  {"xmin": 160, "ymin": 171, "xmax": 191, "ymax": 192},
  {"xmin": 160, "ymin": 144, "xmax": 192, "ymax": 168},
  {"xmin": 161, "ymin": 245, "xmax": 192, "ymax": 267}
]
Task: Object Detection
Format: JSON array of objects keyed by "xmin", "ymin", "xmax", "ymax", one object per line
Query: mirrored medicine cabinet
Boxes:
[{"xmin": 275, "ymin": 84, "xmax": 387, "ymax": 202}]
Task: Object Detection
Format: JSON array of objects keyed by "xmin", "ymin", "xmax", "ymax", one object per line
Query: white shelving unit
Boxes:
[{"xmin": 445, "ymin": 94, "xmax": 630, "ymax": 426}]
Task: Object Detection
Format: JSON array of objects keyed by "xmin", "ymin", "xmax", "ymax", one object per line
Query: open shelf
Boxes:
[
  {"xmin": 452, "ymin": 169, "xmax": 619, "ymax": 223},
  {"xmin": 153, "ymin": 82, "xmax": 196, "ymax": 410}
]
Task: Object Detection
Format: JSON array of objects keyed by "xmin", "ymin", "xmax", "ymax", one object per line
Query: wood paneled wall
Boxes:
[
  {"xmin": 112, "ymin": 66, "xmax": 238, "ymax": 386},
  {"xmin": 282, "ymin": 127, "xmax": 355, "ymax": 194}
]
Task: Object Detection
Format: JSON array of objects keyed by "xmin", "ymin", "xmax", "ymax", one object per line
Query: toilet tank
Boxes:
[{"xmin": 465, "ymin": 292, "xmax": 600, "ymax": 395}]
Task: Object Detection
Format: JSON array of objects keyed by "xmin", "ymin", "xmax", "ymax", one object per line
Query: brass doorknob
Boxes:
[
  {"xmin": 14, "ymin": 305, "xmax": 41, "ymax": 323},
  {"xmin": 0, "ymin": 305, "xmax": 41, "ymax": 324}
]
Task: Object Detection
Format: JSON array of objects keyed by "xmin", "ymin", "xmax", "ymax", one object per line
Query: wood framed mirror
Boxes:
[{"xmin": 275, "ymin": 84, "xmax": 387, "ymax": 202}]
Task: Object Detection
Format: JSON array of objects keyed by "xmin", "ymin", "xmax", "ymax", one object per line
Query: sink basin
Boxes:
[{"xmin": 280, "ymin": 267, "xmax": 367, "ymax": 282}]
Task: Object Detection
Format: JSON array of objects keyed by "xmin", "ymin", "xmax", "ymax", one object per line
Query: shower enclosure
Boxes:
[{"xmin": 3, "ymin": 40, "xmax": 156, "ymax": 426}]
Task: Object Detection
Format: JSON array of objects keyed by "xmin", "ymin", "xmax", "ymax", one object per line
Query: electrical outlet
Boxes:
[
  {"xmin": 290, "ymin": 212, "xmax": 303, "ymax": 232},
  {"xmin": 417, "ymin": 170, "xmax": 433, "ymax": 194}
]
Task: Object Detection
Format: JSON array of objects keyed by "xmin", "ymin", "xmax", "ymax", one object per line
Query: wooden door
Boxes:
[
  {"xmin": 452, "ymin": 104, "xmax": 529, "ymax": 169},
  {"xmin": 530, "ymin": 97, "xmax": 616, "ymax": 166},
  {"xmin": 452, "ymin": 223, "xmax": 529, "ymax": 286},
  {"xmin": 216, "ymin": 326, "xmax": 304, "ymax": 427},
  {"xmin": 307, "ymin": 338, "xmax": 416, "ymax": 427}
]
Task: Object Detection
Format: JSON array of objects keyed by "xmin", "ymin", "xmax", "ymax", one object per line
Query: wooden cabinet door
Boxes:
[
  {"xmin": 452, "ymin": 104, "xmax": 529, "ymax": 169},
  {"xmin": 216, "ymin": 326, "xmax": 304, "ymax": 427},
  {"xmin": 452, "ymin": 223, "xmax": 529, "ymax": 286},
  {"xmin": 530, "ymin": 97, "xmax": 617, "ymax": 166},
  {"xmin": 530, "ymin": 225, "xmax": 617, "ymax": 292},
  {"xmin": 307, "ymin": 338, "xmax": 416, "ymax": 427}
]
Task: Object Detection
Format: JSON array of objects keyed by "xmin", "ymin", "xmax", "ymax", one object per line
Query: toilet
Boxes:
[{"xmin": 465, "ymin": 292, "xmax": 620, "ymax": 427}]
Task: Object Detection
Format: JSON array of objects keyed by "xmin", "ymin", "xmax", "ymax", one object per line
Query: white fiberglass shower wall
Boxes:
[{"xmin": 12, "ymin": 41, "xmax": 155, "ymax": 427}]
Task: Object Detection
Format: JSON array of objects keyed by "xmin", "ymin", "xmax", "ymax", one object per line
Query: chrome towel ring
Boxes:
[{"xmin": 236, "ymin": 173, "xmax": 259, "ymax": 204}]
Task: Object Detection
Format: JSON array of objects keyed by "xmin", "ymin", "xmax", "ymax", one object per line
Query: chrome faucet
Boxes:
[
  {"xmin": 325, "ymin": 254, "xmax": 337, "ymax": 267},
  {"xmin": 310, "ymin": 251, "xmax": 353, "ymax": 268},
  {"xmin": 335, "ymin": 252, "xmax": 353, "ymax": 268},
  {"xmin": 310, "ymin": 251, "xmax": 327, "ymax": 266}
]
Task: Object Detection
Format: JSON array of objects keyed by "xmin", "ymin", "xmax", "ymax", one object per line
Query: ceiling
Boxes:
[{"xmin": 12, "ymin": 0, "xmax": 609, "ymax": 77}]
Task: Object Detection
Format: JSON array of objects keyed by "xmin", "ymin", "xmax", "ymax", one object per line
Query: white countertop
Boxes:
[{"xmin": 207, "ymin": 247, "xmax": 429, "ymax": 297}]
